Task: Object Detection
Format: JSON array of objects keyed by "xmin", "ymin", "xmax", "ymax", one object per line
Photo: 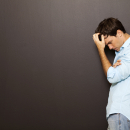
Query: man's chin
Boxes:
[
  {"xmin": 115, "ymin": 49, "xmax": 119, "ymax": 52},
  {"xmin": 114, "ymin": 48, "xmax": 119, "ymax": 51}
]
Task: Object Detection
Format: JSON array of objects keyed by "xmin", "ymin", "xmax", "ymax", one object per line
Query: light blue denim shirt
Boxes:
[{"xmin": 106, "ymin": 37, "xmax": 130, "ymax": 120}]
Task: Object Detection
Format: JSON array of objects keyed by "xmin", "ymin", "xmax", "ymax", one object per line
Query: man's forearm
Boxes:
[
  {"xmin": 93, "ymin": 33, "xmax": 112, "ymax": 77},
  {"xmin": 97, "ymin": 48, "xmax": 112, "ymax": 77}
]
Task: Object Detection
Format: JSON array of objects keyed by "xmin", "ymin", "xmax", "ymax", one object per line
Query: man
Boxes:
[{"xmin": 93, "ymin": 17, "xmax": 130, "ymax": 130}]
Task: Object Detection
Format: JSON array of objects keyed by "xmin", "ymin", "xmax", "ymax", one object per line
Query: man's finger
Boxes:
[
  {"xmin": 93, "ymin": 33, "xmax": 100, "ymax": 42},
  {"xmin": 101, "ymin": 35, "xmax": 105, "ymax": 42},
  {"xmin": 117, "ymin": 59, "xmax": 121, "ymax": 62},
  {"xmin": 113, "ymin": 62, "xmax": 121, "ymax": 68}
]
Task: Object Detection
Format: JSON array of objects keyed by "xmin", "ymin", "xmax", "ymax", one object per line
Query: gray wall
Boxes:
[{"xmin": 0, "ymin": 0, "xmax": 130, "ymax": 130}]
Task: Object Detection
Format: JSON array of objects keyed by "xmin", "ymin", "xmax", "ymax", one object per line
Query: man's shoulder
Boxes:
[
  {"xmin": 123, "ymin": 45, "xmax": 130, "ymax": 54},
  {"xmin": 119, "ymin": 46, "xmax": 130, "ymax": 61},
  {"xmin": 116, "ymin": 46, "xmax": 130, "ymax": 59}
]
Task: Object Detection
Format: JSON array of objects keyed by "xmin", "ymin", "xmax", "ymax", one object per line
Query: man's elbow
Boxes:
[{"xmin": 107, "ymin": 77, "xmax": 118, "ymax": 84}]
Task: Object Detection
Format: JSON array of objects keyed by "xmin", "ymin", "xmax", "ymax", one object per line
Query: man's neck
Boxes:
[{"xmin": 123, "ymin": 33, "xmax": 130, "ymax": 43}]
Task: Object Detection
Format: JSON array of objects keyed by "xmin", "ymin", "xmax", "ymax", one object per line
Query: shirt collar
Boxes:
[{"xmin": 115, "ymin": 37, "xmax": 130, "ymax": 54}]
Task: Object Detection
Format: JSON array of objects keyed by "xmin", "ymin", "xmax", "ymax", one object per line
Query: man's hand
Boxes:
[
  {"xmin": 93, "ymin": 33, "xmax": 105, "ymax": 50},
  {"xmin": 113, "ymin": 60, "xmax": 121, "ymax": 68}
]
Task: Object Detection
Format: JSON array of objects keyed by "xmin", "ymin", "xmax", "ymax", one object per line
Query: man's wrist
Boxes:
[{"xmin": 97, "ymin": 46, "xmax": 105, "ymax": 52}]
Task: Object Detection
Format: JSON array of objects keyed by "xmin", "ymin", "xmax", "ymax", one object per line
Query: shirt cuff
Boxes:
[{"xmin": 107, "ymin": 66, "xmax": 115, "ymax": 79}]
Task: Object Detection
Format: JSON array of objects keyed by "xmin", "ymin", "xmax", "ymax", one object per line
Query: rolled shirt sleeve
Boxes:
[{"xmin": 107, "ymin": 59, "xmax": 130, "ymax": 84}]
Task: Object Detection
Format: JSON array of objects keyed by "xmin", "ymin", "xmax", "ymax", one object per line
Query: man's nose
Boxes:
[{"xmin": 108, "ymin": 45, "xmax": 113, "ymax": 50}]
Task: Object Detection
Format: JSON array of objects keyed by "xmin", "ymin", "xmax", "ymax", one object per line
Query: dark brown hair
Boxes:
[{"xmin": 95, "ymin": 17, "xmax": 126, "ymax": 37}]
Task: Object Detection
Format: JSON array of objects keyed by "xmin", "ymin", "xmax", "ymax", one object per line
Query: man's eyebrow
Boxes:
[{"xmin": 106, "ymin": 40, "xmax": 112, "ymax": 45}]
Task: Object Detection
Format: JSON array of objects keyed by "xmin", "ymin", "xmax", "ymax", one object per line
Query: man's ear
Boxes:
[{"xmin": 116, "ymin": 30, "xmax": 122, "ymax": 37}]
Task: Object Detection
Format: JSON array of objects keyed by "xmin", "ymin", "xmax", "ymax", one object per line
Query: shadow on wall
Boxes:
[{"xmin": 105, "ymin": 46, "xmax": 115, "ymax": 64}]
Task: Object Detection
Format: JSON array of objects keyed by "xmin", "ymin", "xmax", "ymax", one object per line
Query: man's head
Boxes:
[
  {"xmin": 95, "ymin": 17, "xmax": 127, "ymax": 51},
  {"xmin": 95, "ymin": 17, "xmax": 126, "ymax": 38}
]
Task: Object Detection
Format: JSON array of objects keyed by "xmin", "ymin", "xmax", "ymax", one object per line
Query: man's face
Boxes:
[{"xmin": 104, "ymin": 34, "xmax": 123, "ymax": 52}]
